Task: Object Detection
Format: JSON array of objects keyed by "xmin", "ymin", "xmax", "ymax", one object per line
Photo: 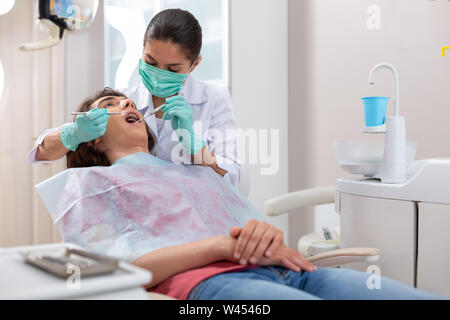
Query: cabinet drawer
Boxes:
[
  {"xmin": 417, "ymin": 203, "xmax": 450, "ymax": 296},
  {"xmin": 340, "ymin": 193, "xmax": 416, "ymax": 286}
]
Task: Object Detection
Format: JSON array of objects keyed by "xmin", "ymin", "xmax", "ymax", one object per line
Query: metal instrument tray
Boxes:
[{"xmin": 21, "ymin": 247, "xmax": 119, "ymax": 279}]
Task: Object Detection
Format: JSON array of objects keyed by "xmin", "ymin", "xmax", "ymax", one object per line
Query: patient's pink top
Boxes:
[{"xmin": 148, "ymin": 261, "xmax": 259, "ymax": 300}]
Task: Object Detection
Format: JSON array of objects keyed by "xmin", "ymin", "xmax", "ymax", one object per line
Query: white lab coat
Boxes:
[{"xmin": 29, "ymin": 76, "xmax": 242, "ymax": 186}]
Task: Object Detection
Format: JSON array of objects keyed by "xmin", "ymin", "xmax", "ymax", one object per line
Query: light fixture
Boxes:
[{"xmin": 0, "ymin": 0, "xmax": 15, "ymax": 16}]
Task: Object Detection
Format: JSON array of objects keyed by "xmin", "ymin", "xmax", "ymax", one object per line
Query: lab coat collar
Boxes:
[{"xmin": 182, "ymin": 75, "xmax": 208, "ymax": 105}]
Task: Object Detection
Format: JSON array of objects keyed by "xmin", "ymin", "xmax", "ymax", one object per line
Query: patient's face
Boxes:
[{"xmin": 89, "ymin": 95, "xmax": 148, "ymax": 152}]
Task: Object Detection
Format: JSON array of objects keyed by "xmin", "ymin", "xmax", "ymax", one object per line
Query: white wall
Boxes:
[
  {"xmin": 311, "ymin": 0, "xmax": 450, "ymax": 183},
  {"xmin": 0, "ymin": 0, "xmax": 64, "ymax": 246},
  {"xmin": 65, "ymin": 2, "xmax": 104, "ymax": 119},
  {"xmin": 0, "ymin": 0, "xmax": 34, "ymax": 246},
  {"xmin": 230, "ymin": 0, "xmax": 289, "ymax": 240}
]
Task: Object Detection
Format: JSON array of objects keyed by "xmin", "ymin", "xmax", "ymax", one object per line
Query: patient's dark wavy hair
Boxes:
[{"xmin": 66, "ymin": 87, "xmax": 156, "ymax": 168}]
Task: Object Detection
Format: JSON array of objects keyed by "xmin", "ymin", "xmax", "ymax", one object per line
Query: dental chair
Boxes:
[
  {"xmin": 147, "ymin": 184, "xmax": 380, "ymax": 300},
  {"xmin": 264, "ymin": 186, "xmax": 380, "ymax": 267}
]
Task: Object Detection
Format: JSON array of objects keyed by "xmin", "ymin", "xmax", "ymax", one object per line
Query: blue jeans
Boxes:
[{"xmin": 187, "ymin": 266, "xmax": 447, "ymax": 300}]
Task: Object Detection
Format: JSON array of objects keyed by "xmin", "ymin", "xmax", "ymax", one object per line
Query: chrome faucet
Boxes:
[
  {"xmin": 369, "ymin": 63, "xmax": 399, "ymax": 117},
  {"xmin": 367, "ymin": 63, "xmax": 407, "ymax": 184}
]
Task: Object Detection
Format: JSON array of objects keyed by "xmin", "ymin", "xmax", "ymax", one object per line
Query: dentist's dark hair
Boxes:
[
  {"xmin": 144, "ymin": 8, "xmax": 202, "ymax": 63},
  {"xmin": 66, "ymin": 87, "xmax": 155, "ymax": 169}
]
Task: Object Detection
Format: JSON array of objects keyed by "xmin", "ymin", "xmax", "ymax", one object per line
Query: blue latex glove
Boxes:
[
  {"xmin": 162, "ymin": 95, "xmax": 205, "ymax": 155},
  {"xmin": 61, "ymin": 107, "xmax": 110, "ymax": 152}
]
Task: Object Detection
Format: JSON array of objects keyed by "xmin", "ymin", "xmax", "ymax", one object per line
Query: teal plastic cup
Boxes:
[{"xmin": 361, "ymin": 97, "xmax": 389, "ymax": 127}]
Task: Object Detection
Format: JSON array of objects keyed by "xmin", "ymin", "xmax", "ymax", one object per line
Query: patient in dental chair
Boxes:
[{"xmin": 36, "ymin": 88, "xmax": 446, "ymax": 300}]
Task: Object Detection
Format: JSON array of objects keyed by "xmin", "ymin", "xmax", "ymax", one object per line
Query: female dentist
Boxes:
[{"xmin": 30, "ymin": 8, "xmax": 241, "ymax": 186}]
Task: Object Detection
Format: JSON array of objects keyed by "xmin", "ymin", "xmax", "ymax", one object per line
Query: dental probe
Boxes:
[
  {"xmin": 136, "ymin": 91, "xmax": 187, "ymax": 123},
  {"xmin": 72, "ymin": 106, "xmax": 150, "ymax": 117},
  {"xmin": 137, "ymin": 103, "xmax": 166, "ymax": 123},
  {"xmin": 71, "ymin": 111, "xmax": 124, "ymax": 115}
]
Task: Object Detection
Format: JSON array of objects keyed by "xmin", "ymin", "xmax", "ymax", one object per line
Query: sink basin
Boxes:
[
  {"xmin": 337, "ymin": 158, "xmax": 450, "ymax": 204},
  {"xmin": 334, "ymin": 141, "xmax": 417, "ymax": 177}
]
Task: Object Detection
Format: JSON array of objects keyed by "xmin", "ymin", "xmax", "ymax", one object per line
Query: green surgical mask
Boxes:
[{"xmin": 139, "ymin": 58, "xmax": 196, "ymax": 98}]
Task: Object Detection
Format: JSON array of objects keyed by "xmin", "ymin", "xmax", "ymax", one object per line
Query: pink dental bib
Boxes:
[{"xmin": 36, "ymin": 157, "xmax": 264, "ymax": 262}]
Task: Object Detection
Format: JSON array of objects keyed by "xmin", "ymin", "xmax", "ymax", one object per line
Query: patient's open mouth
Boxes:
[{"xmin": 124, "ymin": 111, "xmax": 141, "ymax": 124}]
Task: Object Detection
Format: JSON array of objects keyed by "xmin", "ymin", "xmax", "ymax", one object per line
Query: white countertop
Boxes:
[
  {"xmin": 337, "ymin": 158, "xmax": 450, "ymax": 205},
  {"xmin": 0, "ymin": 242, "xmax": 152, "ymax": 300}
]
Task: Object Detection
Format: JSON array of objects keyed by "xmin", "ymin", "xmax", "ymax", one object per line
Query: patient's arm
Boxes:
[
  {"xmin": 132, "ymin": 235, "xmax": 235, "ymax": 289},
  {"xmin": 35, "ymin": 130, "xmax": 70, "ymax": 161},
  {"xmin": 132, "ymin": 231, "xmax": 317, "ymax": 290}
]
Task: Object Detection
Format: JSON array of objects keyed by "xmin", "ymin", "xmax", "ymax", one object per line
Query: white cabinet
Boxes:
[
  {"xmin": 417, "ymin": 203, "xmax": 450, "ymax": 296},
  {"xmin": 339, "ymin": 193, "xmax": 416, "ymax": 286},
  {"xmin": 336, "ymin": 160, "xmax": 450, "ymax": 296},
  {"xmin": 338, "ymin": 192, "xmax": 450, "ymax": 296}
]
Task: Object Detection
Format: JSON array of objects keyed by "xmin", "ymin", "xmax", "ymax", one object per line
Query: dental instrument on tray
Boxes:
[{"xmin": 21, "ymin": 247, "xmax": 119, "ymax": 278}]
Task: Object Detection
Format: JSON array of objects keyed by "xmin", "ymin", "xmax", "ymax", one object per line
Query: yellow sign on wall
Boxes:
[{"xmin": 443, "ymin": 47, "xmax": 450, "ymax": 56}]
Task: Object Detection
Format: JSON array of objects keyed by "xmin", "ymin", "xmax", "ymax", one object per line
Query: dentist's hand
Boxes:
[
  {"xmin": 61, "ymin": 107, "xmax": 110, "ymax": 152},
  {"xmin": 229, "ymin": 220, "xmax": 284, "ymax": 266},
  {"xmin": 162, "ymin": 95, "xmax": 205, "ymax": 155}
]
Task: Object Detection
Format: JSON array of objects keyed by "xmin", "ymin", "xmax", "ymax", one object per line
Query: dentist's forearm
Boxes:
[
  {"xmin": 210, "ymin": 161, "xmax": 228, "ymax": 176},
  {"xmin": 194, "ymin": 146, "xmax": 228, "ymax": 177},
  {"xmin": 35, "ymin": 131, "xmax": 70, "ymax": 161},
  {"xmin": 132, "ymin": 236, "xmax": 225, "ymax": 289}
]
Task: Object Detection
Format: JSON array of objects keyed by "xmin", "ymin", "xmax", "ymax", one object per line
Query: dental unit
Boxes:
[
  {"xmin": 267, "ymin": 63, "xmax": 450, "ymax": 297},
  {"xmin": 333, "ymin": 63, "xmax": 450, "ymax": 295}
]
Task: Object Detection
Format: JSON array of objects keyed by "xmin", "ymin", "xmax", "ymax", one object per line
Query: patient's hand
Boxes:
[
  {"xmin": 218, "ymin": 235, "xmax": 317, "ymax": 273},
  {"xmin": 229, "ymin": 220, "xmax": 284, "ymax": 266},
  {"xmin": 254, "ymin": 243, "xmax": 317, "ymax": 272}
]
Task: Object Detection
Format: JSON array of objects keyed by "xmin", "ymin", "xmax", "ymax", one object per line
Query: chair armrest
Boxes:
[
  {"xmin": 307, "ymin": 247, "xmax": 380, "ymax": 268},
  {"xmin": 265, "ymin": 186, "xmax": 335, "ymax": 216}
]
